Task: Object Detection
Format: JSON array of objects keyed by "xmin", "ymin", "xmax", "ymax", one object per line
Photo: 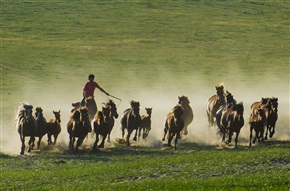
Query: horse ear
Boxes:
[{"xmin": 59, "ymin": 110, "xmax": 61, "ymax": 113}]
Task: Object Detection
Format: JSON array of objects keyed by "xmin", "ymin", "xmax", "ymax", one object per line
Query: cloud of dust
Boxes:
[{"xmin": 1, "ymin": 67, "xmax": 289, "ymax": 155}]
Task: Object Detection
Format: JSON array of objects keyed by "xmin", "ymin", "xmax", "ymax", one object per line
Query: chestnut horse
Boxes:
[
  {"xmin": 93, "ymin": 106, "xmax": 110, "ymax": 149},
  {"xmin": 220, "ymin": 102, "xmax": 244, "ymax": 147},
  {"xmin": 162, "ymin": 104, "xmax": 184, "ymax": 150},
  {"xmin": 206, "ymin": 83, "xmax": 226, "ymax": 128},
  {"xmin": 34, "ymin": 107, "xmax": 48, "ymax": 150},
  {"xmin": 47, "ymin": 110, "xmax": 61, "ymax": 145},
  {"xmin": 120, "ymin": 101, "xmax": 141, "ymax": 146},
  {"xmin": 178, "ymin": 96, "xmax": 193, "ymax": 136},
  {"xmin": 67, "ymin": 107, "xmax": 91, "ymax": 151},
  {"xmin": 138, "ymin": 107, "xmax": 152, "ymax": 141},
  {"xmin": 17, "ymin": 104, "xmax": 37, "ymax": 155}
]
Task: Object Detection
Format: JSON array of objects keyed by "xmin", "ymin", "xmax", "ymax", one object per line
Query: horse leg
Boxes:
[
  {"xmin": 162, "ymin": 122, "xmax": 168, "ymax": 141},
  {"xmin": 264, "ymin": 124, "xmax": 269, "ymax": 141},
  {"xmin": 133, "ymin": 129, "xmax": 138, "ymax": 141},
  {"xmin": 226, "ymin": 131, "xmax": 232, "ymax": 144},
  {"xmin": 20, "ymin": 135, "xmax": 25, "ymax": 155},
  {"xmin": 174, "ymin": 132, "xmax": 180, "ymax": 150},
  {"xmin": 138, "ymin": 127, "xmax": 142, "ymax": 141},
  {"xmin": 53, "ymin": 134, "xmax": 59, "ymax": 145},
  {"xmin": 270, "ymin": 124, "xmax": 275, "ymax": 138},
  {"xmin": 126, "ymin": 129, "xmax": 132, "ymax": 146},
  {"xmin": 122, "ymin": 126, "xmax": 125, "ymax": 139},
  {"xmin": 107, "ymin": 133, "xmax": 111, "ymax": 143},
  {"xmin": 28, "ymin": 136, "xmax": 35, "ymax": 152},
  {"xmin": 47, "ymin": 133, "xmax": 51, "ymax": 145},
  {"xmin": 249, "ymin": 127, "xmax": 253, "ymax": 147},
  {"xmin": 167, "ymin": 132, "xmax": 174, "ymax": 148},
  {"xmin": 93, "ymin": 133, "xmax": 99, "ymax": 150},
  {"xmin": 235, "ymin": 131, "xmax": 240, "ymax": 147},
  {"xmin": 99, "ymin": 134, "xmax": 107, "ymax": 148},
  {"xmin": 37, "ymin": 136, "xmax": 43, "ymax": 150}
]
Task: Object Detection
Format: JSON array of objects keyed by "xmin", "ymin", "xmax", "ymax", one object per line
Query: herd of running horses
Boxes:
[{"xmin": 16, "ymin": 83, "xmax": 278, "ymax": 155}]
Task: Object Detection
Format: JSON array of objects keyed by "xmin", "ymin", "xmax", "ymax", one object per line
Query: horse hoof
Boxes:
[
  {"xmin": 162, "ymin": 138, "xmax": 165, "ymax": 141},
  {"xmin": 98, "ymin": 145, "xmax": 104, "ymax": 149},
  {"xmin": 133, "ymin": 137, "xmax": 137, "ymax": 141},
  {"xmin": 20, "ymin": 151, "xmax": 24, "ymax": 155}
]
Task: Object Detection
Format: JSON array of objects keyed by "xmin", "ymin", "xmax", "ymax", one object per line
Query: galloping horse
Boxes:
[
  {"xmin": 162, "ymin": 104, "xmax": 184, "ymax": 150},
  {"xmin": 105, "ymin": 100, "xmax": 119, "ymax": 143},
  {"xmin": 265, "ymin": 97, "xmax": 278, "ymax": 140},
  {"xmin": 17, "ymin": 104, "xmax": 37, "ymax": 155},
  {"xmin": 67, "ymin": 107, "xmax": 91, "ymax": 151},
  {"xmin": 220, "ymin": 102, "xmax": 244, "ymax": 147},
  {"xmin": 47, "ymin": 110, "xmax": 61, "ymax": 145},
  {"xmin": 206, "ymin": 83, "xmax": 226, "ymax": 128},
  {"xmin": 120, "ymin": 101, "xmax": 141, "ymax": 146},
  {"xmin": 34, "ymin": 107, "xmax": 48, "ymax": 150},
  {"xmin": 138, "ymin": 107, "xmax": 152, "ymax": 141},
  {"xmin": 216, "ymin": 91, "xmax": 237, "ymax": 133},
  {"xmin": 178, "ymin": 96, "xmax": 193, "ymax": 136},
  {"xmin": 93, "ymin": 106, "xmax": 110, "ymax": 149},
  {"xmin": 249, "ymin": 108, "xmax": 265, "ymax": 147},
  {"xmin": 72, "ymin": 96, "xmax": 97, "ymax": 130}
]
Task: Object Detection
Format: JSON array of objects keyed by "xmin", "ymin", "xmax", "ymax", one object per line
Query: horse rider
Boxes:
[{"xmin": 80, "ymin": 74, "xmax": 110, "ymax": 106}]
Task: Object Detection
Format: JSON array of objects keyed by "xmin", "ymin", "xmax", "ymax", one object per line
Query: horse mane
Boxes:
[{"xmin": 215, "ymin": 82, "xmax": 225, "ymax": 90}]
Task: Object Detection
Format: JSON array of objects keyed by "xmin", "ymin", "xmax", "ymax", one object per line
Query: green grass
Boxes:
[
  {"xmin": 1, "ymin": 141, "xmax": 289, "ymax": 190},
  {"xmin": 1, "ymin": 1, "xmax": 289, "ymax": 190}
]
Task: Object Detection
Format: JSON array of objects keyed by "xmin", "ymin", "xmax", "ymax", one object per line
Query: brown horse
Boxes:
[
  {"xmin": 72, "ymin": 96, "xmax": 97, "ymax": 130},
  {"xmin": 120, "ymin": 101, "xmax": 141, "ymax": 146},
  {"xmin": 206, "ymin": 83, "xmax": 226, "ymax": 128},
  {"xmin": 93, "ymin": 106, "xmax": 110, "ymax": 149},
  {"xmin": 47, "ymin": 110, "xmax": 61, "ymax": 145},
  {"xmin": 138, "ymin": 107, "xmax": 152, "ymax": 141},
  {"xmin": 249, "ymin": 108, "xmax": 266, "ymax": 147},
  {"xmin": 220, "ymin": 102, "xmax": 244, "ymax": 147},
  {"xmin": 162, "ymin": 104, "xmax": 184, "ymax": 150},
  {"xmin": 251, "ymin": 97, "xmax": 278, "ymax": 140},
  {"xmin": 105, "ymin": 100, "xmax": 119, "ymax": 143},
  {"xmin": 178, "ymin": 96, "xmax": 193, "ymax": 136},
  {"xmin": 17, "ymin": 104, "xmax": 37, "ymax": 155},
  {"xmin": 67, "ymin": 107, "xmax": 91, "ymax": 151},
  {"xmin": 34, "ymin": 107, "xmax": 48, "ymax": 150},
  {"xmin": 216, "ymin": 91, "xmax": 237, "ymax": 134}
]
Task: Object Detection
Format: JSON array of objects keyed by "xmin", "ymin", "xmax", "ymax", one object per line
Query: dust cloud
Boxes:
[{"xmin": 1, "ymin": 70, "xmax": 289, "ymax": 156}]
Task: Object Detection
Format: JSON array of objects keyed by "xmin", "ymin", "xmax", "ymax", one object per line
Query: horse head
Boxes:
[
  {"xmin": 178, "ymin": 95, "xmax": 190, "ymax": 106},
  {"xmin": 226, "ymin": 91, "xmax": 236, "ymax": 109},
  {"xmin": 270, "ymin": 97, "xmax": 278, "ymax": 112},
  {"xmin": 130, "ymin": 100, "xmax": 141, "ymax": 121},
  {"xmin": 24, "ymin": 104, "xmax": 34, "ymax": 121},
  {"xmin": 215, "ymin": 85, "xmax": 225, "ymax": 104},
  {"xmin": 107, "ymin": 100, "xmax": 119, "ymax": 119},
  {"xmin": 53, "ymin": 110, "xmax": 61, "ymax": 123},
  {"xmin": 80, "ymin": 107, "xmax": 90, "ymax": 126},
  {"xmin": 145, "ymin": 108, "xmax": 152, "ymax": 116},
  {"xmin": 236, "ymin": 102, "xmax": 244, "ymax": 120},
  {"xmin": 72, "ymin": 110, "xmax": 81, "ymax": 122},
  {"xmin": 102, "ymin": 106, "xmax": 110, "ymax": 123},
  {"xmin": 35, "ymin": 107, "xmax": 43, "ymax": 121}
]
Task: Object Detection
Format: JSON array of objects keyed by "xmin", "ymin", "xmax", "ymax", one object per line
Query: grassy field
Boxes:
[{"xmin": 1, "ymin": 0, "xmax": 289, "ymax": 190}]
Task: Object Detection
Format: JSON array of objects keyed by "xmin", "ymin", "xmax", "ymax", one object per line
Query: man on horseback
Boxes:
[{"xmin": 80, "ymin": 74, "xmax": 110, "ymax": 106}]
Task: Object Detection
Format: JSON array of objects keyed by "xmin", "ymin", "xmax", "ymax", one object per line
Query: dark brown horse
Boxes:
[
  {"xmin": 251, "ymin": 97, "xmax": 278, "ymax": 140},
  {"xmin": 93, "ymin": 106, "xmax": 110, "ymax": 149},
  {"xmin": 67, "ymin": 107, "xmax": 91, "ymax": 151},
  {"xmin": 47, "ymin": 110, "xmax": 61, "ymax": 145},
  {"xmin": 265, "ymin": 97, "xmax": 278, "ymax": 140},
  {"xmin": 206, "ymin": 83, "xmax": 226, "ymax": 128},
  {"xmin": 162, "ymin": 104, "xmax": 184, "ymax": 150},
  {"xmin": 72, "ymin": 96, "xmax": 97, "ymax": 131},
  {"xmin": 120, "ymin": 101, "xmax": 141, "ymax": 146},
  {"xmin": 105, "ymin": 100, "xmax": 119, "ymax": 143},
  {"xmin": 17, "ymin": 104, "xmax": 37, "ymax": 155},
  {"xmin": 178, "ymin": 96, "xmax": 193, "ymax": 136},
  {"xmin": 34, "ymin": 107, "xmax": 48, "ymax": 150},
  {"xmin": 249, "ymin": 108, "xmax": 266, "ymax": 147},
  {"xmin": 220, "ymin": 102, "xmax": 244, "ymax": 147},
  {"xmin": 138, "ymin": 107, "xmax": 152, "ymax": 141}
]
